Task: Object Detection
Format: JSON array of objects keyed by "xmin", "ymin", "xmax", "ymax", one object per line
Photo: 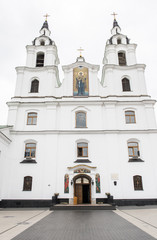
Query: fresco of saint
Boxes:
[
  {"xmin": 64, "ymin": 174, "xmax": 69, "ymax": 193},
  {"xmin": 73, "ymin": 66, "xmax": 89, "ymax": 96},
  {"xmin": 96, "ymin": 174, "xmax": 101, "ymax": 193}
]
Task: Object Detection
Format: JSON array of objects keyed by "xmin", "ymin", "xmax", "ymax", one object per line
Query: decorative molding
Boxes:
[
  {"xmin": 10, "ymin": 129, "xmax": 157, "ymax": 135},
  {"xmin": 102, "ymin": 64, "xmax": 146, "ymax": 71},
  {"xmin": 68, "ymin": 164, "xmax": 96, "ymax": 170},
  {"xmin": 7, "ymin": 97, "xmax": 155, "ymax": 106},
  {"xmin": 62, "ymin": 61, "xmax": 100, "ymax": 72},
  {"xmin": 74, "ymin": 168, "xmax": 91, "ymax": 173}
]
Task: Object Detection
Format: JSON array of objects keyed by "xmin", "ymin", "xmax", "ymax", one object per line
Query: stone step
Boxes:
[{"xmin": 50, "ymin": 204, "xmax": 116, "ymax": 211}]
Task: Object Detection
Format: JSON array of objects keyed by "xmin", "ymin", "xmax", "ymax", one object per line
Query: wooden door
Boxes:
[{"xmin": 75, "ymin": 184, "xmax": 82, "ymax": 204}]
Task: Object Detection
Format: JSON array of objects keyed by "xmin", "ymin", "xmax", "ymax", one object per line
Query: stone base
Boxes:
[
  {"xmin": 1, "ymin": 198, "xmax": 157, "ymax": 208},
  {"xmin": 91, "ymin": 198, "xmax": 96, "ymax": 204},
  {"xmin": 69, "ymin": 198, "xmax": 74, "ymax": 205}
]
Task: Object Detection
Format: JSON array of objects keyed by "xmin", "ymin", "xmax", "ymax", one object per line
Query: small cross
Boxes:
[
  {"xmin": 111, "ymin": 12, "xmax": 118, "ymax": 20},
  {"xmin": 77, "ymin": 47, "xmax": 84, "ymax": 57},
  {"xmin": 43, "ymin": 14, "xmax": 50, "ymax": 21}
]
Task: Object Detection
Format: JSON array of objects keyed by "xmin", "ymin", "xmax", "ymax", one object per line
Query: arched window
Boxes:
[
  {"xmin": 128, "ymin": 142, "xmax": 139, "ymax": 158},
  {"xmin": 23, "ymin": 176, "xmax": 32, "ymax": 191},
  {"xmin": 40, "ymin": 40, "xmax": 45, "ymax": 46},
  {"xmin": 30, "ymin": 79, "xmax": 39, "ymax": 93},
  {"xmin": 118, "ymin": 52, "xmax": 126, "ymax": 66},
  {"xmin": 77, "ymin": 142, "xmax": 88, "ymax": 157},
  {"xmin": 117, "ymin": 38, "xmax": 121, "ymax": 44},
  {"xmin": 76, "ymin": 112, "xmax": 86, "ymax": 128},
  {"xmin": 122, "ymin": 78, "xmax": 131, "ymax": 91},
  {"xmin": 27, "ymin": 113, "xmax": 37, "ymax": 125},
  {"xmin": 133, "ymin": 175, "xmax": 143, "ymax": 190},
  {"xmin": 25, "ymin": 143, "xmax": 36, "ymax": 158},
  {"xmin": 125, "ymin": 111, "xmax": 136, "ymax": 123},
  {"xmin": 36, "ymin": 52, "xmax": 44, "ymax": 67}
]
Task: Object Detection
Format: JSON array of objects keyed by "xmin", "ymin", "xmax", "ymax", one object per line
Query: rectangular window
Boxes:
[
  {"xmin": 23, "ymin": 176, "xmax": 32, "ymax": 191},
  {"xmin": 76, "ymin": 112, "xmax": 86, "ymax": 128},
  {"xmin": 133, "ymin": 175, "xmax": 143, "ymax": 190},
  {"xmin": 36, "ymin": 53, "xmax": 44, "ymax": 67},
  {"xmin": 25, "ymin": 143, "xmax": 36, "ymax": 158},
  {"xmin": 77, "ymin": 143, "xmax": 88, "ymax": 157},
  {"xmin": 128, "ymin": 142, "xmax": 139, "ymax": 157},
  {"xmin": 27, "ymin": 113, "xmax": 37, "ymax": 125},
  {"xmin": 125, "ymin": 111, "xmax": 136, "ymax": 124},
  {"xmin": 118, "ymin": 52, "xmax": 126, "ymax": 66}
]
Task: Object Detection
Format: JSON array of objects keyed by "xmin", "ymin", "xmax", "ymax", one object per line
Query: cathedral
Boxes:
[{"xmin": 0, "ymin": 17, "xmax": 157, "ymax": 207}]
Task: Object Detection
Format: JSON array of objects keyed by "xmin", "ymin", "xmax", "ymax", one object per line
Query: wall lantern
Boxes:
[
  {"xmin": 71, "ymin": 180, "xmax": 73, "ymax": 185},
  {"xmin": 91, "ymin": 179, "xmax": 94, "ymax": 185},
  {"xmin": 114, "ymin": 181, "xmax": 117, "ymax": 186}
]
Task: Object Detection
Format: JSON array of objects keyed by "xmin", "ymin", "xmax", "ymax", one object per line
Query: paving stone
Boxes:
[{"xmin": 12, "ymin": 210, "xmax": 156, "ymax": 240}]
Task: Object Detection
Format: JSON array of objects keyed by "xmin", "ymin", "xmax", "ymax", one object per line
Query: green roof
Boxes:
[{"xmin": 0, "ymin": 125, "xmax": 12, "ymax": 129}]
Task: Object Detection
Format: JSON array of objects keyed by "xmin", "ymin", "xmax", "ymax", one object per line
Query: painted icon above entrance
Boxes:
[
  {"xmin": 73, "ymin": 66, "xmax": 89, "ymax": 96},
  {"xmin": 74, "ymin": 168, "xmax": 90, "ymax": 173}
]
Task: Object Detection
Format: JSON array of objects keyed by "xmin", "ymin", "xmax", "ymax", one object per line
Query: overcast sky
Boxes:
[{"xmin": 0, "ymin": 0, "xmax": 157, "ymax": 124}]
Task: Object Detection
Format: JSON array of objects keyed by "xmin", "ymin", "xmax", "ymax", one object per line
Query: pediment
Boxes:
[
  {"xmin": 62, "ymin": 61, "xmax": 99, "ymax": 72},
  {"xmin": 68, "ymin": 164, "xmax": 97, "ymax": 171},
  {"xmin": 71, "ymin": 106, "xmax": 90, "ymax": 112}
]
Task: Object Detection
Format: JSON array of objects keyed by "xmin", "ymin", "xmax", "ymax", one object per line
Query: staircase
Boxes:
[{"xmin": 50, "ymin": 203, "xmax": 116, "ymax": 211}]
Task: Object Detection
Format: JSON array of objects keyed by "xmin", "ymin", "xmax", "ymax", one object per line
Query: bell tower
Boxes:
[
  {"xmin": 14, "ymin": 17, "xmax": 60, "ymax": 98},
  {"xmin": 26, "ymin": 17, "xmax": 59, "ymax": 68},
  {"xmin": 101, "ymin": 15, "xmax": 147, "ymax": 96}
]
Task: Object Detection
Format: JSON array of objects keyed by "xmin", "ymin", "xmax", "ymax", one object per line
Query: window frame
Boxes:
[
  {"xmin": 23, "ymin": 176, "xmax": 32, "ymax": 191},
  {"xmin": 133, "ymin": 175, "xmax": 143, "ymax": 191},
  {"xmin": 117, "ymin": 38, "xmax": 121, "ymax": 44},
  {"xmin": 75, "ymin": 111, "xmax": 87, "ymax": 128},
  {"xmin": 77, "ymin": 142, "xmax": 88, "ymax": 158},
  {"xmin": 25, "ymin": 143, "xmax": 36, "ymax": 158},
  {"xmin": 30, "ymin": 79, "xmax": 39, "ymax": 93},
  {"xmin": 40, "ymin": 40, "xmax": 45, "ymax": 46},
  {"xmin": 27, "ymin": 112, "xmax": 37, "ymax": 125},
  {"xmin": 118, "ymin": 51, "xmax": 127, "ymax": 66},
  {"xmin": 128, "ymin": 142, "xmax": 139, "ymax": 158},
  {"xmin": 122, "ymin": 78, "xmax": 131, "ymax": 92},
  {"xmin": 36, "ymin": 52, "xmax": 45, "ymax": 67},
  {"xmin": 125, "ymin": 111, "xmax": 136, "ymax": 124}
]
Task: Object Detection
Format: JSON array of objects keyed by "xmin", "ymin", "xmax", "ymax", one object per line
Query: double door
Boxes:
[{"xmin": 74, "ymin": 177, "xmax": 91, "ymax": 204}]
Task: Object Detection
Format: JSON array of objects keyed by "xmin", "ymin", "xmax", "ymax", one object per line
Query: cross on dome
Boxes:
[
  {"xmin": 77, "ymin": 47, "xmax": 84, "ymax": 57},
  {"xmin": 111, "ymin": 12, "xmax": 118, "ymax": 20},
  {"xmin": 40, "ymin": 14, "xmax": 51, "ymax": 36},
  {"xmin": 110, "ymin": 12, "xmax": 121, "ymax": 34},
  {"xmin": 43, "ymin": 13, "xmax": 50, "ymax": 21}
]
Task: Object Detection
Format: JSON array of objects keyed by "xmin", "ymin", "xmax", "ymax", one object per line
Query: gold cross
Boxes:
[
  {"xmin": 77, "ymin": 47, "xmax": 84, "ymax": 57},
  {"xmin": 43, "ymin": 14, "xmax": 50, "ymax": 21},
  {"xmin": 111, "ymin": 12, "xmax": 118, "ymax": 20}
]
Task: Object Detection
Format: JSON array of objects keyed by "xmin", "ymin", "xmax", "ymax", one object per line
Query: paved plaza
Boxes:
[{"xmin": 0, "ymin": 207, "xmax": 157, "ymax": 240}]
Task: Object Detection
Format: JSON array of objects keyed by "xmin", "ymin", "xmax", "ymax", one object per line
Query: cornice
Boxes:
[
  {"xmin": 16, "ymin": 66, "xmax": 59, "ymax": 73},
  {"xmin": 10, "ymin": 129, "xmax": 157, "ymax": 135},
  {"xmin": 62, "ymin": 61, "xmax": 100, "ymax": 72},
  {"xmin": 7, "ymin": 96, "xmax": 155, "ymax": 106},
  {"xmin": 102, "ymin": 64, "xmax": 146, "ymax": 71},
  {"xmin": 26, "ymin": 44, "xmax": 57, "ymax": 52}
]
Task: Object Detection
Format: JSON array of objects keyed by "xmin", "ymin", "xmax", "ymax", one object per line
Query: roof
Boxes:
[
  {"xmin": 0, "ymin": 125, "xmax": 12, "ymax": 129},
  {"xmin": 40, "ymin": 20, "xmax": 49, "ymax": 30}
]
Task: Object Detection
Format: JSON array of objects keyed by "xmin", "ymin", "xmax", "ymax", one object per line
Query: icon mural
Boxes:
[
  {"xmin": 64, "ymin": 174, "xmax": 69, "ymax": 193},
  {"xmin": 95, "ymin": 174, "xmax": 101, "ymax": 193},
  {"xmin": 73, "ymin": 66, "xmax": 89, "ymax": 96}
]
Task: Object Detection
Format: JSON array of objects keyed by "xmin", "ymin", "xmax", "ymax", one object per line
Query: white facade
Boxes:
[{"xmin": 0, "ymin": 19, "xmax": 157, "ymax": 207}]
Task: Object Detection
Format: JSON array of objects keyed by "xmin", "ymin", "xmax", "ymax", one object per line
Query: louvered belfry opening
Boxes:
[
  {"xmin": 36, "ymin": 52, "xmax": 44, "ymax": 67},
  {"xmin": 118, "ymin": 52, "xmax": 126, "ymax": 66}
]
